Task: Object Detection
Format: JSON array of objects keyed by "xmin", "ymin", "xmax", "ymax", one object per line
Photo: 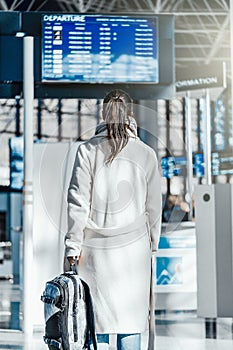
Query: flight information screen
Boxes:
[{"xmin": 41, "ymin": 14, "xmax": 158, "ymax": 83}]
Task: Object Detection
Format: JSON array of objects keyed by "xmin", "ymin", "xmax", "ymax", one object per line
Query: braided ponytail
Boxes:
[{"xmin": 102, "ymin": 90, "xmax": 136, "ymax": 164}]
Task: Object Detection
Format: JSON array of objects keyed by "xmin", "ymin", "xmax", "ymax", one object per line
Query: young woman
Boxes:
[{"xmin": 65, "ymin": 89, "xmax": 162, "ymax": 350}]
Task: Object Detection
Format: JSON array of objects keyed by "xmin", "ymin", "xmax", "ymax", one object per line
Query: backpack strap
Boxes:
[
  {"xmin": 66, "ymin": 274, "xmax": 79, "ymax": 343},
  {"xmin": 80, "ymin": 279, "xmax": 97, "ymax": 350},
  {"xmin": 55, "ymin": 276, "xmax": 70, "ymax": 350}
]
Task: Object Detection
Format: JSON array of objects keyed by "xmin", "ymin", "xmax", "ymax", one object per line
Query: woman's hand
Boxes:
[{"xmin": 67, "ymin": 256, "xmax": 78, "ymax": 265}]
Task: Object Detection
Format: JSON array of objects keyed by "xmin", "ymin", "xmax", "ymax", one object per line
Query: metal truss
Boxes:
[{"xmin": 0, "ymin": 0, "xmax": 230, "ymax": 72}]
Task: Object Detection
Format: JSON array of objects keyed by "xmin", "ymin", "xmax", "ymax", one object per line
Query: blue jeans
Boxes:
[{"xmin": 96, "ymin": 333, "xmax": 141, "ymax": 350}]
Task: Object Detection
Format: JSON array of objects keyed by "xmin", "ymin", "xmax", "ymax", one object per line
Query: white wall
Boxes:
[{"xmin": 32, "ymin": 141, "xmax": 80, "ymax": 327}]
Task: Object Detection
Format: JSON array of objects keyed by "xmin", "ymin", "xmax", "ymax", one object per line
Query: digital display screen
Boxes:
[
  {"xmin": 41, "ymin": 14, "xmax": 158, "ymax": 83},
  {"xmin": 211, "ymin": 153, "xmax": 233, "ymax": 176}
]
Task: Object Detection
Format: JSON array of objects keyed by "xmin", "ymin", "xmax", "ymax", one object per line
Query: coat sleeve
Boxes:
[
  {"xmin": 146, "ymin": 151, "xmax": 162, "ymax": 252},
  {"xmin": 64, "ymin": 144, "xmax": 92, "ymax": 258}
]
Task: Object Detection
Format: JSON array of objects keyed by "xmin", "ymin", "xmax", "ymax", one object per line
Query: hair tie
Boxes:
[{"xmin": 112, "ymin": 96, "xmax": 121, "ymax": 102}]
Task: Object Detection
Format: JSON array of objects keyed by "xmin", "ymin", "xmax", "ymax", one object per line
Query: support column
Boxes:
[
  {"xmin": 182, "ymin": 97, "xmax": 187, "ymax": 194},
  {"xmin": 15, "ymin": 95, "xmax": 21, "ymax": 136},
  {"xmin": 37, "ymin": 99, "xmax": 42, "ymax": 140},
  {"xmin": 77, "ymin": 100, "xmax": 82, "ymax": 140},
  {"xmin": 202, "ymin": 89, "xmax": 213, "ymax": 333},
  {"xmin": 197, "ymin": 99, "xmax": 201, "ymax": 153},
  {"xmin": 58, "ymin": 99, "xmax": 62, "ymax": 142},
  {"xmin": 203, "ymin": 89, "xmax": 212, "ymax": 185},
  {"xmin": 229, "ymin": 0, "xmax": 233, "ymax": 335},
  {"xmin": 185, "ymin": 91, "xmax": 193, "ymax": 220},
  {"xmin": 23, "ymin": 36, "xmax": 34, "ymax": 335},
  {"xmin": 166, "ymin": 100, "xmax": 171, "ymax": 195},
  {"xmin": 230, "ymin": 0, "xmax": 233, "ymax": 151}
]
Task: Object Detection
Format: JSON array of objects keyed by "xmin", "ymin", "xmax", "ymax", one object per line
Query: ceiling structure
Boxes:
[
  {"xmin": 0, "ymin": 1, "xmax": 231, "ymax": 185},
  {"xmin": 0, "ymin": 0, "xmax": 231, "ymax": 73}
]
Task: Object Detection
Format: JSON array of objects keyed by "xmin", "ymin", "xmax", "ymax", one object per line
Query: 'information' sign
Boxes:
[{"xmin": 176, "ymin": 62, "xmax": 226, "ymax": 92}]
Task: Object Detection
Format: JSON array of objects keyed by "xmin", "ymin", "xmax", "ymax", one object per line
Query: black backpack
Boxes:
[{"xmin": 41, "ymin": 270, "xmax": 97, "ymax": 350}]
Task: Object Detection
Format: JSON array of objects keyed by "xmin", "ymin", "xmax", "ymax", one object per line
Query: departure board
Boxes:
[{"xmin": 41, "ymin": 14, "xmax": 158, "ymax": 83}]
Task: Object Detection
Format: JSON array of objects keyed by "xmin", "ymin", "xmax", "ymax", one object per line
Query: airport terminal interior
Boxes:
[{"xmin": 1, "ymin": 0, "xmax": 233, "ymax": 349}]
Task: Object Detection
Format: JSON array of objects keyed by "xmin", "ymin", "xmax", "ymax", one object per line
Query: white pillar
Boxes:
[
  {"xmin": 203, "ymin": 89, "xmax": 212, "ymax": 185},
  {"xmin": 23, "ymin": 36, "xmax": 34, "ymax": 335},
  {"xmin": 229, "ymin": 0, "xmax": 233, "ymax": 325},
  {"xmin": 185, "ymin": 91, "xmax": 193, "ymax": 220},
  {"xmin": 230, "ymin": 0, "xmax": 233, "ymax": 147}
]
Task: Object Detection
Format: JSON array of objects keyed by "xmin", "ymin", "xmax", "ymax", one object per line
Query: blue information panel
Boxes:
[
  {"xmin": 9, "ymin": 136, "xmax": 24, "ymax": 190},
  {"xmin": 42, "ymin": 14, "xmax": 158, "ymax": 83},
  {"xmin": 193, "ymin": 153, "xmax": 204, "ymax": 177},
  {"xmin": 161, "ymin": 156, "xmax": 185, "ymax": 178},
  {"xmin": 156, "ymin": 257, "xmax": 183, "ymax": 285}
]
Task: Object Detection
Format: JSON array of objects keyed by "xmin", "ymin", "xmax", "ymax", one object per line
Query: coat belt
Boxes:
[{"xmin": 83, "ymin": 213, "xmax": 149, "ymax": 249}]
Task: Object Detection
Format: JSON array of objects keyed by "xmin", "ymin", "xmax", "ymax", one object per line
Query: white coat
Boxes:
[{"xmin": 65, "ymin": 126, "xmax": 162, "ymax": 334}]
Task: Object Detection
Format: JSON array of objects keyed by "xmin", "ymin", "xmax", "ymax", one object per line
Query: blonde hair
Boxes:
[{"xmin": 103, "ymin": 89, "xmax": 136, "ymax": 164}]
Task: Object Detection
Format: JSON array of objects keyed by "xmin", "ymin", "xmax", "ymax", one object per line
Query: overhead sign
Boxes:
[
  {"xmin": 0, "ymin": 11, "xmax": 175, "ymax": 99},
  {"xmin": 176, "ymin": 62, "xmax": 226, "ymax": 92},
  {"xmin": 41, "ymin": 14, "xmax": 159, "ymax": 83}
]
